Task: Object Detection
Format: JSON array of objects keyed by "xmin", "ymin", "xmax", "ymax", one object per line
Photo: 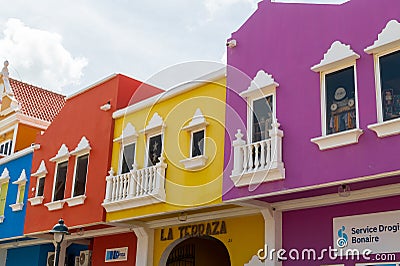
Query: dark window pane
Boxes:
[
  {"xmin": 73, "ymin": 154, "xmax": 89, "ymax": 197},
  {"xmin": 252, "ymin": 96, "xmax": 273, "ymax": 142},
  {"xmin": 379, "ymin": 50, "xmax": 400, "ymax": 121},
  {"xmin": 7, "ymin": 141, "xmax": 12, "ymax": 155},
  {"xmin": 54, "ymin": 161, "xmax": 68, "ymax": 201},
  {"xmin": 4, "ymin": 142, "xmax": 8, "ymax": 155},
  {"xmin": 192, "ymin": 130, "xmax": 205, "ymax": 157},
  {"xmin": 37, "ymin": 177, "xmax": 45, "ymax": 197},
  {"xmin": 121, "ymin": 143, "xmax": 135, "ymax": 174},
  {"xmin": 148, "ymin": 134, "xmax": 162, "ymax": 167},
  {"xmin": 325, "ymin": 66, "xmax": 356, "ymax": 135}
]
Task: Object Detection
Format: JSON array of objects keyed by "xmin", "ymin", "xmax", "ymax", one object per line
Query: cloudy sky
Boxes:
[{"xmin": 0, "ymin": 0, "xmax": 347, "ymax": 95}]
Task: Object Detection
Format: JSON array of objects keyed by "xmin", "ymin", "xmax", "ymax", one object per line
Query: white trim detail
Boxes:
[
  {"xmin": 0, "ymin": 215, "xmax": 4, "ymax": 223},
  {"xmin": 65, "ymin": 195, "xmax": 87, "ymax": 207},
  {"xmin": 240, "ymin": 70, "xmax": 279, "ymax": 98},
  {"xmin": 12, "ymin": 169, "xmax": 27, "ymax": 185},
  {"xmin": 44, "ymin": 200, "xmax": 65, "ymax": 211},
  {"xmin": 180, "ymin": 155, "xmax": 208, "ymax": 170},
  {"xmin": 182, "ymin": 108, "xmax": 209, "ymax": 132},
  {"xmin": 311, "ymin": 128, "xmax": 363, "ymax": 150},
  {"xmin": 114, "ymin": 123, "xmax": 138, "ymax": 143},
  {"xmin": 311, "ymin": 41, "xmax": 360, "ymax": 72},
  {"xmin": 70, "ymin": 136, "xmax": 91, "ymax": 156},
  {"xmin": 0, "ymin": 168, "xmax": 10, "ymax": 183},
  {"xmin": 28, "ymin": 196, "xmax": 44, "ymax": 206},
  {"xmin": 140, "ymin": 112, "xmax": 165, "ymax": 135},
  {"xmin": 368, "ymin": 118, "xmax": 400, "ymax": 138},
  {"xmin": 49, "ymin": 144, "xmax": 70, "ymax": 162},
  {"xmin": 9, "ymin": 203, "xmax": 23, "ymax": 212},
  {"xmin": 31, "ymin": 160, "xmax": 47, "ymax": 177},
  {"xmin": 9, "ymin": 169, "xmax": 27, "ymax": 211},
  {"xmin": 365, "ymin": 20, "xmax": 400, "ymax": 54},
  {"xmin": 133, "ymin": 227, "xmax": 154, "ymax": 266}
]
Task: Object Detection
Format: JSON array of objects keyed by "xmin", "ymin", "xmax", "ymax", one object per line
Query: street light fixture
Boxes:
[{"xmin": 50, "ymin": 218, "xmax": 69, "ymax": 266}]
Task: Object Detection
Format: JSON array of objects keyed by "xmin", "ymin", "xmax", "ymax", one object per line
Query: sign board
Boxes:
[
  {"xmin": 105, "ymin": 247, "xmax": 128, "ymax": 262},
  {"xmin": 333, "ymin": 210, "xmax": 400, "ymax": 254}
]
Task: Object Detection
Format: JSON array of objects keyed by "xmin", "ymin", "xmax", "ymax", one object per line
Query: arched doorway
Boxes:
[{"xmin": 164, "ymin": 236, "xmax": 231, "ymax": 266}]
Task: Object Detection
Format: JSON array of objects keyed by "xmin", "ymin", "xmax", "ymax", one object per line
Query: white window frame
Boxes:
[
  {"xmin": 28, "ymin": 160, "xmax": 47, "ymax": 206},
  {"xmin": 44, "ymin": 144, "xmax": 70, "ymax": 211},
  {"xmin": 65, "ymin": 136, "xmax": 91, "ymax": 207},
  {"xmin": 9, "ymin": 169, "xmax": 27, "ymax": 212},
  {"xmin": 180, "ymin": 108, "xmax": 209, "ymax": 170},
  {"xmin": 366, "ymin": 19, "xmax": 400, "ymax": 138},
  {"xmin": 248, "ymin": 93, "xmax": 276, "ymax": 143},
  {"xmin": 114, "ymin": 123, "xmax": 138, "ymax": 174},
  {"xmin": 311, "ymin": 41, "xmax": 363, "ymax": 150},
  {"xmin": 140, "ymin": 112, "xmax": 165, "ymax": 168},
  {"xmin": 0, "ymin": 168, "xmax": 10, "ymax": 223}
]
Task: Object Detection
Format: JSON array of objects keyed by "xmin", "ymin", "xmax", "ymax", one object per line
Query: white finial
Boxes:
[{"xmin": 1, "ymin": 60, "xmax": 13, "ymax": 95}]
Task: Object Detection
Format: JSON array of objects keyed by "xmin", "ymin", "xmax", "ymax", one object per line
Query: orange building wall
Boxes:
[{"xmin": 14, "ymin": 124, "xmax": 41, "ymax": 152}]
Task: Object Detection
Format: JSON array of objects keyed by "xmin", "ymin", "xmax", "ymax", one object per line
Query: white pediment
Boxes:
[
  {"xmin": 240, "ymin": 70, "xmax": 279, "ymax": 98},
  {"xmin": 32, "ymin": 160, "xmax": 48, "ymax": 177},
  {"xmin": 182, "ymin": 108, "xmax": 209, "ymax": 131},
  {"xmin": 0, "ymin": 168, "xmax": 9, "ymax": 183},
  {"xmin": 140, "ymin": 112, "xmax": 165, "ymax": 134},
  {"xmin": 70, "ymin": 136, "xmax": 91, "ymax": 156},
  {"xmin": 311, "ymin": 41, "xmax": 360, "ymax": 72},
  {"xmin": 114, "ymin": 122, "xmax": 138, "ymax": 142},
  {"xmin": 49, "ymin": 144, "xmax": 70, "ymax": 162},
  {"xmin": 12, "ymin": 169, "xmax": 27, "ymax": 185},
  {"xmin": 365, "ymin": 20, "xmax": 400, "ymax": 54}
]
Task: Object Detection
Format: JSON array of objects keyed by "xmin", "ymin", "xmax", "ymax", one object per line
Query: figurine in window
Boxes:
[
  {"xmin": 329, "ymin": 87, "xmax": 356, "ymax": 133},
  {"xmin": 383, "ymin": 89, "xmax": 394, "ymax": 120}
]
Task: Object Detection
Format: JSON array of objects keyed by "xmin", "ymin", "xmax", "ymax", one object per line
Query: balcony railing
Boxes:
[
  {"xmin": 102, "ymin": 157, "xmax": 167, "ymax": 212},
  {"xmin": 230, "ymin": 120, "xmax": 285, "ymax": 188}
]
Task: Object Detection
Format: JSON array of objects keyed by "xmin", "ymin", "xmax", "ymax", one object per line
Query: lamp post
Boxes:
[{"xmin": 50, "ymin": 218, "xmax": 69, "ymax": 266}]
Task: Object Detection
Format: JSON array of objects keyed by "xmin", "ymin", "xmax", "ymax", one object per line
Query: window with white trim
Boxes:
[
  {"xmin": 365, "ymin": 20, "xmax": 400, "ymax": 138},
  {"xmin": 191, "ymin": 130, "xmax": 205, "ymax": 157},
  {"xmin": 251, "ymin": 95, "xmax": 274, "ymax": 142},
  {"xmin": 53, "ymin": 161, "xmax": 68, "ymax": 201},
  {"xmin": 140, "ymin": 112, "xmax": 165, "ymax": 167},
  {"xmin": 36, "ymin": 177, "xmax": 45, "ymax": 197},
  {"xmin": 72, "ymin": 154, "xmax": 89, "ymax": 197},
  {"xmin": 0, "ymin": 168, "xmax": 10, "ymax": 223},
  {"xmin": 120, "ymin": 143, "xmax": 135, "ymax": 174},
  {"xmin": 0, "ymin": 139, "xmax": 12, "ymax": 156},
  {"xmin": 28, "ymin": 160, "xmax": 47, "ymax": 206},
  {"xmin": 311, "ymin": 41, "xmax": 363, "ymax": 150},
  {"xmin": 9, "ymin": 169, "xmax": 27, "ymax": 211}
]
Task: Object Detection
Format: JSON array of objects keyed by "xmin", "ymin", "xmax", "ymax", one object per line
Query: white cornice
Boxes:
[
  {"xmin": 113, "ymin": 122, "xmax": 138, "ymax": 142},
  {"xmin": 17, "ymin": 113, "xmax": 50, "ymax": 130},
  {"xmin": 66, "ymin": 73, "xmax": 117, "ymax": 100},
  {"xmin": 31, "ymin": 160, "xmax": 47, "ymax": 177},
  {"xmin": 365, "ymin": 20, "xmax": 400, "ymax": 54},
  {"xmin": 49, "ymin": 144, "xmax": 70, "ymax": 162},
  {"xmin": 0, "ymin": 146, "xmax": 37, "ymax": 166},
  {"xmin": 70, "ymin": 136, "xmax": 91, "ymax": 156},
  {"xmin": 113, "ymin": 68, "xmax": 225, "ymax": 119},
  {"xmin": 240, "ymin": 70, "xmax": 279, "ymax": 98}
]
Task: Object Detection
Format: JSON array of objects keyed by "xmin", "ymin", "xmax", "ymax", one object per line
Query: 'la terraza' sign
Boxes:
[{"xmin": 161, "ymin": 220, "xmax": 227, "ymax": 241}]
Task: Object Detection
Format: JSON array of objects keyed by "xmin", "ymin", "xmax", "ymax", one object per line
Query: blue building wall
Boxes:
[
  {"xmin": 0, "ymin": 152, "xmax": 33, "ymax": 239},
  {"xmin": 5, "ymin": 244, "xmax": 53, "ymax": 266}
]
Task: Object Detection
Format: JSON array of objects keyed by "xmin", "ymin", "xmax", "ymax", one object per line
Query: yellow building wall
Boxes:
[
  {"xmin": 107, "ymin": 77, "xmax": 226, "ymax": 221},
  {"xmin": 153, "ymin": 215, "xmax": 265, "ymax": 266}
]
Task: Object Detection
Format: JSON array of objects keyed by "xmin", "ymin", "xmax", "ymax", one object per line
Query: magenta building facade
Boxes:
[{"xmin": 223, "ymin": 0, "xmax": 400, "ymax": 265}]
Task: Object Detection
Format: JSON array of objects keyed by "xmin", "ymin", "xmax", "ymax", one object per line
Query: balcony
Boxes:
[
  {"xmin": 230, "ymin": 121, "xmax": 285, "ymax": 188},
  {"xmin": 102, "ymin": 157, "xmax": 167, "ymax": 212}
]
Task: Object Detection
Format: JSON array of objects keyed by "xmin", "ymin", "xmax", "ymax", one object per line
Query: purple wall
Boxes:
[
  {"xmin": 223, "ymin": 0, "xmax": 400, "ymax": 200},
  {"xmin": 282, "ymin": 196, "xmax": 400, "ymax": 265}
]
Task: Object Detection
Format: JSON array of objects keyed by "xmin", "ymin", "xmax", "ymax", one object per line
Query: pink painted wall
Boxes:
[{"xmin": 223, "ymin": 0, "xmax": 400, "ymax": 200}]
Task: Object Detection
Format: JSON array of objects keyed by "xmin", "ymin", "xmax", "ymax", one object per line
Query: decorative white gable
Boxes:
[
  {"xmin": 240, "ymin": 70, "xmax": 279, "ymax": 98},
  {"xmin": 140, "ymin": 112, "xmax": 165, "ymax": 134},
  {"xmin": 31, "ymin": 160, "xmax": 48, "ymax": 177},
  {"xmin": 0, "ymin": 168, "xmax": 10, "ymax": 183},
  {"xmin": 365, "ymin": 20, "xmax": 400, "ymax": 54},
  {"xmin": 70, "ymin": 136, "xmax": 91, "ymax": 156},
  {"xmin": 182, "ymin": 108, "xmax": 209, "ymax": 131},
  {"xmin": 12, "ymin": 169, "xmax": 27, "ymax": 185},
  {"xmin": 114, "ymin": 122, "xmax": 138, "ymax": 142},
  {"xmin": 311, "ymin": 41, "xmax": 360, "ymax": 72},
  {"xmin": 49, "ymin": 144, "xmax": 70, "ymax": 162}
]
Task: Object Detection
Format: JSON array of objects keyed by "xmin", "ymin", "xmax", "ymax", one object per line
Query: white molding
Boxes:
[
  {"xmin": 182, "ymin": 108, "xmax": 209, "ymax": 132},
  {"xmin": 70, "ymin": 136, "xmax": 91, "ymax": 156},
  {"xmin": 44, "ymin": 200, "xmax": 65, "ymax": 211},
  {"xmin": 311, "ymin": 128, "xmax": 363, "ymax": 150},
  {"xmin": 240, "ymin": 70, "xmax": 279, "ymax": 98},
  {"xmin": 28, "ymin": 196, "xmax": 44, "ymax": 206},
  {"xmin": 16, "ymin": 113, "xmax": 50, "ymax": 130},
  {"xmin": 180, "ymin": 155, "xmax": 208, "ymax": 170},
  {"xmin": 365, "ymin": 20, "xmax": 400, "ymax": 54},
  {"xmin": 230, "ymin": 166, "xmax": 285, "ymax": 187},
  {"xmin": 140, "ymin": 112, "xmax": 165, "ymax": 135},
  {"xmin": 271, "ymin": 183, "xmax": 400, "ymax": 212},
  {"xmin": 9, "ymin": 202, "xmax": 23, "ymax": 212},
  {"xmin": 65, "ymin": 195, "xmax": 86, "ymax": 207},
  {"xmin": 0, "ymin": 168, "xmax": 10, "ymax": 183},
  {"xmin": 113, "ymin": 68, "xmax": 225, "ymax": 119},
  {"xmin": 31, "ymin": 160, "xmax": 47, "ymax": 177},
  {"xmin": 133, "ymin": 227, "xmax": 154, "ymax": 266},
  {"xmin": 0, "ymin": 215, "xmax": 4, "ymax": 223},
  {"xmin": 102, "ymin": 193, "xmax": 165, "ymax": 213},
  {"xmin": 0, "ymin": 146, "xmax": 36, "ymax": 166},
  {"xmin": 311, "ymin": 41, "xmax": 360, "ymax": 72},
  {"xmin": 49, "ymin": 144, "xmax": 70, "ymax": 162},
  {"xmin": 12, "ymin": 169, "xmax": 27, "ymax": 185},
  {"xmin": 113, "ymin": 122, "xmax": 138, "ymax": 143},
  {"xmin": 66, "ymin": 73, "xmax": 117, "ymax": 100},
  {"xmin": 368, "ymin": 118, "xmax": 400, "ymax": 138}
]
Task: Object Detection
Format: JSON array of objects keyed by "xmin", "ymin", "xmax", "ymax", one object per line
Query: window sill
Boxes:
[
  {"xmin": 65, "ymin": 195, "xmax": 86, "ymax": 207},
  {"xmin": 44, "ymin": 200, "xmax": 65, "ymax": 211},
  {"xmin": 28, "ymin": 196, "xmax": 44, "ymax": 206},
  {"xmin": 311, "ymin": 128, "xmax": 363, "ymax": 150},
  {"xmin": 0, "ymin": 215, "xmax": 4, "ymax": 223},
  {"xmin": 180, "ymin": 155, "xmax": 208, "ymax": 170},
  {"xmin": 368, "ymin": 118, "xmax": 400, "ymax": 138},
  {"xmin": 230, "ymin": 163, "xmax": 285, "ymax": 187},
  {"xmin": 9, "ymin": 202, "xmax": 23, "ymax": 212}
]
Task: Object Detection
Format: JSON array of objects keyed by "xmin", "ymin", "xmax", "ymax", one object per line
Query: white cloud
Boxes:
[
  {"xmin": 204, "ymin": 0, "xmax": 258, "ymax": 20},
  {"xmin": 271, "ymin": 0, "xmax": 349, "ymax": 4},
  {"xmin": 0, "ymin": 18, "xmax": 87, "ymax": 93}
]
